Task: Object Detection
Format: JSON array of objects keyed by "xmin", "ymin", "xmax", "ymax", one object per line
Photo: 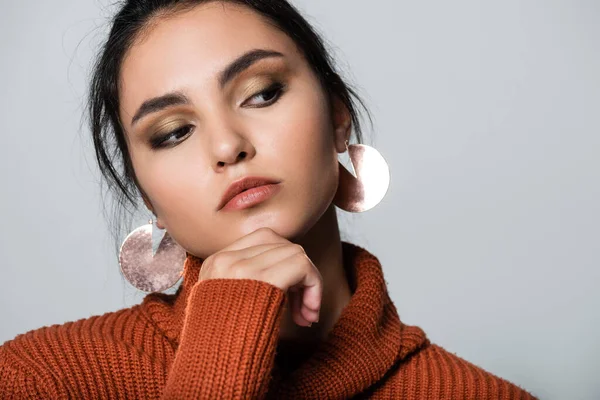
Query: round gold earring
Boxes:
[
  {"xmin": 118, "ymin": 219, "xmax": 186, "ymax": 293},
  {"xmin": 333, "ymin": 140, "xmax": 390, "ymax": 212}
]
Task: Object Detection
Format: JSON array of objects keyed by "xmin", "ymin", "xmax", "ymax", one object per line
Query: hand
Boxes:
[{"xmin": 198, "ymin": 227, "xmax": 322, "ymax": 327}]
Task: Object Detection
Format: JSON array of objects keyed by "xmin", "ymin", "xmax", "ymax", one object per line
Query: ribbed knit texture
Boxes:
[{"xmin": 0, "ymin": 242, "xmax": 538, "ymax": 399}]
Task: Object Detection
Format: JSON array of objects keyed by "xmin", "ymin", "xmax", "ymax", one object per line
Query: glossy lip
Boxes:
[{"xmin": 217, "ymin": 176, "xmax": 281, "ymax": 211}]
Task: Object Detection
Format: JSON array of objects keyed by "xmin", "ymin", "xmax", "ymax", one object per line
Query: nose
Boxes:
[{"xmin": 207, "ymin": 118, "xmax": 256, "ymax": 172}]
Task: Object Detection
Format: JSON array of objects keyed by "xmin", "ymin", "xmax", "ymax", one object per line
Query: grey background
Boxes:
[{"xmin": 1, "ymin": 1, "xmax": 598, "ymax": 399}]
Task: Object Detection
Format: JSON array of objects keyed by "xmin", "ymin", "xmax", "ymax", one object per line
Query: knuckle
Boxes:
[
  {"xmin": 257, "ymin": 227, "xmax": 276, "ymax": 240},
  {"xmin": 291, "ymin": 243, "xmax": 306, "ymax": 255},
  {"xmin": 257, "ymin": 226, "xmax": 272, "ymax": 234},
  {"xmin": 229, "ymin": 262, "xmax": 243, "ymax": 279},
  {"xmin": 212, "ymin": 252, "xmax": 228, "ymax": 265},
  {"xmin": 200, "ymin": 257, "xmax": 213, "ymax": 277},
  {"xmin": 209, "ymin": 252, "xmax": 231, "ymax": 277}
]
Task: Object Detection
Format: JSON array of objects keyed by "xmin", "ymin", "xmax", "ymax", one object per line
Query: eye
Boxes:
[
  {"xmin": 242, "ymin": 82, "xmax": 286, "ymax": 108},
  {"xmin": 150, "ymin": 125, "xmax": 194, "ymax": 149}
]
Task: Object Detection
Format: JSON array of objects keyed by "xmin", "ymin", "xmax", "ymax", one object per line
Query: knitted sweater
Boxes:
[{"xmin": 0, "ymin": 242, "xmax": 538, "ymax": 399}]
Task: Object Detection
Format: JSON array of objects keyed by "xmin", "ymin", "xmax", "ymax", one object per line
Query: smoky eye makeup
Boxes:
[
  {"xmin": 234, "ymin": 59, "xmax": 292, "ymax": 103},
  {"xmin": 139, "ymin": 61, "xmax": 293, "ymax": 150},
  {"xmin": 145, "ymin": 80, "xmax": 288, "ymax": 150},
  {"xmin": 142, "ymin": 79, "xmax": 288, "ymax": 151},
  {"xmin": 146, "ymin": 116, "xmax": 196, "ymax": 149},
  {"xmin": 239, "ymin": 78, "xmax": 288, "ymax": 108},
  {"xmin": 234, "ymin": 68, "xmax": 289, "ymax": 107}
]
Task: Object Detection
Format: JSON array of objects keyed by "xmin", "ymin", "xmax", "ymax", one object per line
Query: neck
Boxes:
[{"xmin": 278, "ymin": 204, "xmax": 352, "ymax": 345}]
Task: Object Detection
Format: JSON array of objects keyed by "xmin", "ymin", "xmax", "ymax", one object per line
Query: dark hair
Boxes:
[{"xmin": 87, "ymin": 0, "xmax": 372, "ymax": 253}]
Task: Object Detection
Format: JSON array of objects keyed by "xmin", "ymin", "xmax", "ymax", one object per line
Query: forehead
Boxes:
[{"xmin": 119, "ymin": 2, "xmax": 300, "ymax": 122}]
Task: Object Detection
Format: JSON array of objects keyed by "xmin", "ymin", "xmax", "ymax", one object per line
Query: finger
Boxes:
[
  {"xmin": 204, "ymin": 243, "xmax": 288, "ymax": 277},
  {"xmin": 225, "ymin": 242, "xmax": 289, "ymax": 263},
  {"xmin": 289, "ymin": 287, "xmax": 312, "ymax": 327},
  {"xmin": 298, "ymin": 287, "xmax": 319, "ymax": 323},
  {"xmin": 208, "ymin": 244, "xmax": 306, "ymax": 288},
  {"xmin": 274, "ymin": 252, "xmax": 322, "ymax": 314},
  {"xmin": 298, "ymin": 256, "xmax": 323, "ymax": 313},
  {"xmin": 243, "ymin": 243, "xmax": 307, "ymax": 274},
  {"xmin": 220, "ymin": 227, "xmax": 288, "ymax": 252}
]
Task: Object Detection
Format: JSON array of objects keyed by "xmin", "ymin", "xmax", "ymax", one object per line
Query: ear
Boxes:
[
  {"xmin": 141, "ymin": 192, "xmax": 166, "ymax": 230},
  {"xmin": 331, "ymin": 95, "xmax": 352, "ymax": 153}
]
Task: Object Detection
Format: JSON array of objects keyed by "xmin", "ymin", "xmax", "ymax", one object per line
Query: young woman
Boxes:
[{"xmin": 0, "ymin": 0, "xmax": 538, "ymax": 398}]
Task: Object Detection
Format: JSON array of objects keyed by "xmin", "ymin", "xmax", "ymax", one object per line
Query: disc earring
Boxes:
[
  {"xmin": 118, "ymin": 219, "xmax": 186, "ymax": 293},
  {"xmin": 333, "ymin": 140, "xmax": 390, "ymax": 212}
]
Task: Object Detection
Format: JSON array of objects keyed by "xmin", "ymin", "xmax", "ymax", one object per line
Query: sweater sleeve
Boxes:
[
  {"xmin": 161, "ymin": 278, "xmax": 287, "ymax": 399},
  {"xmin": 0, "ymin": 346, "xmax": 61, "ymax": 399}
]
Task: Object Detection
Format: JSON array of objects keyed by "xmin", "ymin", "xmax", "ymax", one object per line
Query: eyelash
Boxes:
[{"xmin": 150, "ymin": 81, "xmax": 287, "ymax": 150}]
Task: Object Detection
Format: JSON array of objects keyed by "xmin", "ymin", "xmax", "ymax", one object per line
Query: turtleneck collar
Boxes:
[{"xmin": 141, "ymin": 241, "xmax": 429, "ymax": 398}]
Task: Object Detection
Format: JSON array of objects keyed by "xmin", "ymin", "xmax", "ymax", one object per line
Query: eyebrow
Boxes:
[{"xmin": 130, "ymin": 48, "xmax": 285, "ymax": 126}]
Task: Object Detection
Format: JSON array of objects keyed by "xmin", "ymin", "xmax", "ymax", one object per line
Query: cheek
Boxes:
[
  {"xmin": 265, "ymin": 85, "xmax": 339, "ymax": 199},
  {"xmin": 131, "ymin": 147, "xmax": 212, "ymax": 219},
  {"xmin": 270, "ymin": 85, "xmax": 334, "ymax": 164}
]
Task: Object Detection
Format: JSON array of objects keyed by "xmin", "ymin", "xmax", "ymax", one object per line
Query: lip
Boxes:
[{"xmin": 218, "ymin": 176, "xmax": 281, "ymax": 211}]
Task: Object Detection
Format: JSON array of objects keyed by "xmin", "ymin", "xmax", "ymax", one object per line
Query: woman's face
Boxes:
[{"xmin": 118, "ymin": 2, "xmax": 350, "ymax": 258}]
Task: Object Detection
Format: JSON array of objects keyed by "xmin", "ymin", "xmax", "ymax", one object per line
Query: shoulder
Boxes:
[
  {"xmin": 1, "ymin": 303, "xmax": 150, "ymax": 360},
  {"xmin": 372, "ymin": 342, "xmax": 539, "ymax": 399},
  {"xmin": 0, "ymin": 304, "xmax": 167, "ymax": 397}
]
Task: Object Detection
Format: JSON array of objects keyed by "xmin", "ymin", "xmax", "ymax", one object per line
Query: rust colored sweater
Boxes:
[{"xmin": 0, "ymin": 242, "xmax": 538, "ymax": 399}]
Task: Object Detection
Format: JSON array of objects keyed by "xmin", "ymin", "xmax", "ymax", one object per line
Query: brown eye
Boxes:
[
  {"xmin": 243, "ymin": 82, "xmax": 286, "ymax": 108},
  {"xmin": 151, "ymin": 125, "xmax": 194, "ymax": 149}
]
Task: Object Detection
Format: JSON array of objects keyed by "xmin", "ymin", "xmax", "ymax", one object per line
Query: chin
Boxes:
[
  {"xmin": 232, "ymin": 201, "xmax": 318, "ymax": 242},
  {"xmin": 177, "ymin": 197, "xmax": 329, "ymax": 258},
  {"xmin": 234, "ymin": 207, "xmax": 295, "ymax": 238}
]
